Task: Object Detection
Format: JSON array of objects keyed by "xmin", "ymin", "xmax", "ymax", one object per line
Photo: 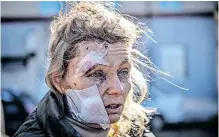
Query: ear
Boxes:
[{"xmin": 52, "ymin": 75, "xmax": 65, "ymax": 93}]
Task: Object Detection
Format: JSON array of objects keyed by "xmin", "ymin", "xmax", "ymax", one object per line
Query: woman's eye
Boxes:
[
  {"xmin": 88, "ymin": 70, "xmax": 106, "ymax": 80},
  {"xmin": 118, "ymin": 68, "xmax": 129, "ymax": 78}
]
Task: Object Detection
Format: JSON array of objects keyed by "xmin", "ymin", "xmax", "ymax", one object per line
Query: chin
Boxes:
[{"xmin": 109, "ymin": 113, "xmax": 122, "ymax": 124}]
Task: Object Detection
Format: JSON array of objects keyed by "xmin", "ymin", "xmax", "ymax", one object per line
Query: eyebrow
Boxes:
[
  {"xmin": 84, "ymin": 64, "xmax": 99, "ymax": 75},
  {"xmin": 85, "ymin": 58, "xmax": 130, "ymax": 73},
  {"xmin": 120, "ymin": 58, "xmax": 130, "ymax": 66}
]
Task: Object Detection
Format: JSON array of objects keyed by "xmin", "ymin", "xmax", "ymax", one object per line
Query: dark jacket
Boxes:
[
  {"xmin": 13, "ymin": 91, "xmax": 155, "ymax": 137},
  {"xmin": 13, "ymin": 91, "xmax": 80, "ymax": 137}
]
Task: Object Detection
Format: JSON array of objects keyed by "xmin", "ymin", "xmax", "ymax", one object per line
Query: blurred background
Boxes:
[{"xmin": 1, "ymin": 1, "xmax": 218, "ymax": 137}]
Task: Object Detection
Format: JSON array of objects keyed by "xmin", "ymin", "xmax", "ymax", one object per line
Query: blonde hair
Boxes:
[{"xmin": 45, "ymin": 2, "xmax": 160, "ymax": 136}]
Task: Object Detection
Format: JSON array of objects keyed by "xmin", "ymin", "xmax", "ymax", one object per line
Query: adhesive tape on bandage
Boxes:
[{"xmin": 74, "ymin": 49, "xmax": 109, "ymax": 78}]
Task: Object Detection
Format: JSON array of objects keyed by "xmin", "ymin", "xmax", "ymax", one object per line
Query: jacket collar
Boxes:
[{"xmin": 36, "ymin": 90, "xmax": 80, "ymax": 137}]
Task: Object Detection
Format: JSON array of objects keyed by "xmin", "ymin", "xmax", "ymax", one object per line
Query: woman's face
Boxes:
[{"xmin": 62, "ymin": 41, "xmax": 132, "ymax": 123}]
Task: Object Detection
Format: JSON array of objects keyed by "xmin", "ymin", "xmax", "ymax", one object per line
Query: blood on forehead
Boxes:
[
  {"xmin": 78, "ymin": 41, "xmax": 109, "ymax": 55},
  {"xmin": 73, "ymin": 41, "xmax": 131, "ymax": 77}
]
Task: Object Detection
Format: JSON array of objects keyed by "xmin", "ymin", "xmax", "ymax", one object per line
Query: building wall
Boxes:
[{"xmin": 145, "ymin": 16, "xmax": 217, "ymax": 99}]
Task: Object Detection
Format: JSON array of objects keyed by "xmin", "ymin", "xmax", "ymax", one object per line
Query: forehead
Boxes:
[
  {"xmin": 76, "ymin": 41, "xmax": 131, "ymax": 65},
  {"xmin": 76, "ymin": 41, "xmax": 129, "ymax": 55}
]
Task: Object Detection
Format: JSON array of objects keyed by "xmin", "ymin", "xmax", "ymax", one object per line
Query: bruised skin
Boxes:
[{"xmin": 60, "ymin": 41, "xmax": 132, "ymax": 123}]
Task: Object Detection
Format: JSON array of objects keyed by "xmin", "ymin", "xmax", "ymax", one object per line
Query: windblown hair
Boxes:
[{"xmin": 45, "ymin": 2, "xmax": 161, "ymax": 137}]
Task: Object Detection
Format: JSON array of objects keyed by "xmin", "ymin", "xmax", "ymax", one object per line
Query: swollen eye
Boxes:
[{"xmin": 89, "ymin": 70, "xmax": 106, "ymax": 80}]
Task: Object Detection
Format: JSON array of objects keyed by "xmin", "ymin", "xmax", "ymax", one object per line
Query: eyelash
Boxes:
[{"xmin": 87, "ymin": 68, "xmax": 129, "ymax": 80}]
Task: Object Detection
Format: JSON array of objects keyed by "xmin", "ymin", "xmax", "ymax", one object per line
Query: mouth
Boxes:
[
  {"xmin": 105, "ymin": 104, "xmax": 122, "ymax": 115},
  {"xmin": 105, "ymin": 104, "xmax": 121, "ymax": 109}
]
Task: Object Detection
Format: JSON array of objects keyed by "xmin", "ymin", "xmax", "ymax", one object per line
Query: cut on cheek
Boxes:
[{"xmin": 64, "ymin": 77, "xmax": 88, "ymax": 90}]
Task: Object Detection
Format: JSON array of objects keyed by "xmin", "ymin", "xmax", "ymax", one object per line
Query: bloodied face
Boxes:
[{"xmin": 62, "ymin": 41, "xmax": 132, "ymax": 123}]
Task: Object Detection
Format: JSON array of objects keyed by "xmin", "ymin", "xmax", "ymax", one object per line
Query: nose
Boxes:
[{"xmin": 106, "ymin": 75, "xmax": 124, "ymax": 95}]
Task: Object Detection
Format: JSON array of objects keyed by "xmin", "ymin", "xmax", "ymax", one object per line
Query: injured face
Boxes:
[{"xmin": 63, "ymin": 40, "xmax": 132, "ymax": 129}]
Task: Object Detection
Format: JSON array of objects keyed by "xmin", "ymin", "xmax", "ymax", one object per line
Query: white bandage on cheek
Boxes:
[{"xmin": 66, "ymin": 85, "xmax": 110, "ymax": 129}]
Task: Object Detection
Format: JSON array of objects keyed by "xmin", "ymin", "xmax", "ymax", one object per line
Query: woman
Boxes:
[{"xmin": 14, "ymin": 2, "xmax": 157, "ymax": 137}]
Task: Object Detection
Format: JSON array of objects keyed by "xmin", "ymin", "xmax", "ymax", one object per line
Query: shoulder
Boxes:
[
  {"xmin": 13, "ymin": 108, "xmax": 46, "ymax": 137},
  {"xmin": 13, "ymin": 91, "xmax": 57, "ymax": 137}
]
